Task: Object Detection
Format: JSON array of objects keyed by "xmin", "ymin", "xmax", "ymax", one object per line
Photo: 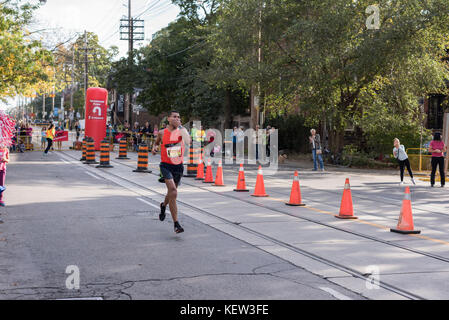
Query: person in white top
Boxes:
[{"xmin": 393, "ymin": 138, "xmax": 415, "ymax": 186}]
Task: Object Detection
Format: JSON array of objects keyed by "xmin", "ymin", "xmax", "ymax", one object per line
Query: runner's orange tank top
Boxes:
[{"xmin": 160, "ymin": 128, "xmax": 185, "ymax": 165}]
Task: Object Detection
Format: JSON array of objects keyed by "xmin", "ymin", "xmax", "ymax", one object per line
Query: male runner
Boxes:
[{"xmin": 152, "ymin": 111, "xmax": 191, "ymax": 234}]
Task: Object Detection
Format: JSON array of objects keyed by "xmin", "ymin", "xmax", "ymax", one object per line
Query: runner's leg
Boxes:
[{"xmin": 164, "ymin": 179, "xmax": 179, "ymax": 223}]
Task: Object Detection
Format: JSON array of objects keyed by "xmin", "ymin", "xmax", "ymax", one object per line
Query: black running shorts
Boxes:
[{"xmin": 160, "ymin": 162, "xmax": 184, "ymax": 185}]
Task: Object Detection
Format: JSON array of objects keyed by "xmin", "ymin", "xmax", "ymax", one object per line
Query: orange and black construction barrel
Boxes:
[
  {"xmin": 133, "ymin": 144, "xmax": 152, "ymax": 173},
  {"xmin": 79, "ymin": 138, "xmax": 87, "ymax": 161},
  {"xmin": 116, "ymin": 138, "xmax": 130, "ymax": 160},
  {"xmin": 184, "ymin": 142, "xmax": 200, "ymax": 177},
  {"xmin": 84, "ymin": 137, "xmax": 99, "ymax": 165},
  {"xmin": 96, "ymin": 139, "xmax": 114, "ymax": 168}
]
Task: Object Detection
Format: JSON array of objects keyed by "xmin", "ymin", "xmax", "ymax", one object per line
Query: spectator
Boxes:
[
  {"xmin": 0, "ymin": 143, "xmax": 10, "ymax": 207},
  {"xmin": 231, "ymin": 127, "xmax": 238, "ymax": 158},
  {"xmin": 55, "ymin": 124, "xmax": 63, "ymax": 150},
  {"xmin": 75, "ymin": 120, "xmax": 81, "ymax": 142},
  {"xmin": 309, "ymin": 129, "xmax": 324, "ymax": 171},
  {"xmin": 41, "ymin": 127, "xmax": 47, "ymax": 150},
  {"xmin": 18, "ymin": 139, "xmax": 25, "ymax": 153},
  {"xmin": 10, "ymin": 134, "xmax": 17, "ymax": 153},
  {"xmin": 393, "ymin": 138, "xmax": 416, "ymax": 186},
  {"xmin": 265, "ymin": 125, "xmax": 271, "ymax": 157},
  {"xmin": 25, "ymin": 122, "xmax": 33, "ymax": 146},
  {"xmin": 252, "ymin": 125, "xmax": 260, "ymax": 160},
  {"xmin": 124, "ymin": 120, "xmax": 130, "ymax": 131},
  {"xmin": 132, "ymin": 122, "xmax": 141, "ymax": 152},
  {"xmin": 429, "ymin": 132, "xmax": 447, "ymax": 188}
]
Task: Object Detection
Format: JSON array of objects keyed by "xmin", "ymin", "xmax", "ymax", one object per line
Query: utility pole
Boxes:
[
  {"xmin": 120, "ymin": 0, "xmax": 144, "ymax": 126},
  {"xmin": 84, "ymin": 31, "xmax": 88, "ymax": 96},
  {"xmin": 82, "ymin": 30, "xmax": 89, "ymax": 120},
  {"xmin": 125, "ymin": 0, "xmax": 131, "ymax": 126},
  {"xmin": 70, "ymin": 46, "xmax": 75, "ymax": 112}
]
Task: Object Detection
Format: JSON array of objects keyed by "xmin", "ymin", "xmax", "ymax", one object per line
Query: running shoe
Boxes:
[
  {"xmin": 399, "ymin": 182, "xmax": 404, "ymax": 186},
  {"xmin": 0, "ymin": 186, "xmax": 5, "ymax": 194},
  {"xmin": 158, "ymin": 173, "xmax": 165, "ymax": 183},
  {"xmin": 159, "ymin": 203, "xmax": 166, "ymax": 221},
  {"xmin": 0, "ymin": 202, "xmax": 5, "ymax": 207},
  {"xmin": 411, "ymin": 178, "xmax": 416, "ymax": 185},
  {"xmin": 174, "ymin": 221, "xmax": 184, "ymax": 234}
]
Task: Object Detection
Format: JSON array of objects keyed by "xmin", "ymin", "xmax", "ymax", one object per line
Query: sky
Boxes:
[
  {"xmin": 34, "ymin": 0, "xmax": 180, "ymax": 58},
  {"xmin": 1, "ymin": 0, "xmax": 180, "ymax": 111}
]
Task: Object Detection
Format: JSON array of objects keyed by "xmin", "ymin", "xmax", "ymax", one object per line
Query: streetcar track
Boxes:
[
  {"xmin": 60, "ymin": 151, "xmax": 436, "ymax": 300},
  {"xmin": 114, "ymin": 154, "xmax": 449, "ymax": 220},
  {"xmin": 106, "ymin": 156, "xmax": 449, "ymax": 258}
]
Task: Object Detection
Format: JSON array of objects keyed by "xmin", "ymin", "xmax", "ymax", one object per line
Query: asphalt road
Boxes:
[{"xmin": 0, "ymin": 151, "xmax": 364, "ymax": 300}]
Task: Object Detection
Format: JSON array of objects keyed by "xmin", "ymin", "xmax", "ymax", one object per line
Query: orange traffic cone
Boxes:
[
  {"xmin": 391, "ymin": 187, "xmax": 421, "ymax": 234},
  {"xmin": 335, "ymin": 178, "xmax": 358, "ymax": 219},
  {"xmin": 234, "ymin": 164, "xmax": 249, "ymax": 192},
  {"xmin": 286, "ymin": 171, "xmax": 306, "ymax": 206},
  {"xmin": 252, "ymin": 166, "xmax": 269, "ymax": 197},
  {"xmin": 195, "ymin": 156, "xmax": 205, "ymax": 180},
  {"xmin": 214, "ymin": 160, "xmax": 225, "ymax": 186},
  {"xmin": 203, "ymin": 159, "xmax": 214, "ymax": 184}
]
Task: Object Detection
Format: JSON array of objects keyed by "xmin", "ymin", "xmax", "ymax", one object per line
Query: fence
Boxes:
[
  {"xmin": 406, "ymin": 148, "xmax": 433, "ymax": 173},
  {"xmin": 13, "ymin": 132, "xmax": 79, "ymax": 152},
  {"xmin": 12, "ymin": 127, "xmax": 157, "ymax": 153}
]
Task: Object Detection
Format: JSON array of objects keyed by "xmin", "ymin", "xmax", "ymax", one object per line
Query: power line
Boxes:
[
  {"xmin": 91, "ymin": 1, "xmax": 123, "ymax": 34},
  {"xmin": 135, "ymin": 0, "xmax": 163, "ymax": 19}
]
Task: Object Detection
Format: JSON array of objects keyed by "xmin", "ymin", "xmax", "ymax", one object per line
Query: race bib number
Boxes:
[{"xmin": 167, "ymin": 146, "xmax": 182, "ymax": 158}]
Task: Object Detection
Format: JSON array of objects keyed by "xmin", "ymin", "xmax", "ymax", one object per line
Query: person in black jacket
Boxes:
[{"xmin": 309, "ymin": 129, "xmax": 325, "ymax": 171}]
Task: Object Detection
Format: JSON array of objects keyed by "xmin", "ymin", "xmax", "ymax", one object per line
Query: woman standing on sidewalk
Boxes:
[
  {"xmin": 393, "ymin": 138, "xmax": 416, "ymax": 186},
  {"xmin": 429, "ymin": 132, "xmax": 447, "ymax": 188},
  {"xmin": 0, "ymin": 144, "xmax": 10, "ymax": 207}
]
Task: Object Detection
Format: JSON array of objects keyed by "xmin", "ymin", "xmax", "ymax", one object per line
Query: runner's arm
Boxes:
[
  {"xmin": 152, "ymin": 130, "xmax": 163, "ymax": 155},
  {"xmin": 180, "ymin": 128, "xmax": 191, "ymax": 146}
]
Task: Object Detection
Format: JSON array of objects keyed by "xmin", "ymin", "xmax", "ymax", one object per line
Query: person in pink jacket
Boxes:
[
  {"xmin": 0, "ymin": 144, "xmax": 10, "ymax": 207},
  {"xmin": 429, "ymin": 132, "xmax": 447, "ymax": 188}
]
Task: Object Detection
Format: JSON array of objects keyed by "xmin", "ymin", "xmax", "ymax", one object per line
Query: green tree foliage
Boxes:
[
  {"xmin": 109, "ymin": 1, "xmax": 247, "ymax": 127},
  {"xmin": 0, "ymin": 1, "xmax": 53, "ymax": 98},
  {"xmin": 208, "ymin": 0, "xmax": 449, "ymax": 152}
]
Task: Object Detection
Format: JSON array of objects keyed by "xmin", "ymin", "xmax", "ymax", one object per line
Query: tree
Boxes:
[
  {"xmin": 0, "ymin": 1, "xmax": 52, "ymax": 99},
  {"xmin": 208, "ymin": 0, "xmax": 449, "ymax": 152},
  {"xmin": 109, "ymin": 2, "xmax": 248, "ymax": 127}
]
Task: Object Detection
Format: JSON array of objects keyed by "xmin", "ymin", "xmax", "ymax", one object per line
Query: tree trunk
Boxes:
[
  {"xmin": 329, "ymin": 128, "xmax": 345, "ymax": 154},
  {"xmin": 224, "ymin": 88, "xmax": 232, "ymax": 129}
]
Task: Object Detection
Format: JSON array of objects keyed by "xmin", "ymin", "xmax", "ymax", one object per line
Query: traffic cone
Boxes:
[
  {"xmin": 286, "ymin": 171, "xmax": 306, "ymax": 206},
  {"xmin": 251, "ymin": 166, "xmax": 269, "ymax": 197},
  {"xmin": 335, "ymin": 178, "xmax": 358, "ymax": 219},
  {"xmin": 214, "ymin": 160, "xmax": 225, "ymax": 186},
  {"xmin": 234, "ymin": 164, "xmax": 249, "ymax": 192},
  {"xmin": 391, "ymin": 187, "xmax": 421, "ymax": 234},
  {"xmin": 203, "ymin": 159, "xmax": 214, "ymax": 183},
  {"xmin": 195, "ymin": 156, "xmax": 205, "ymax": 180}
]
